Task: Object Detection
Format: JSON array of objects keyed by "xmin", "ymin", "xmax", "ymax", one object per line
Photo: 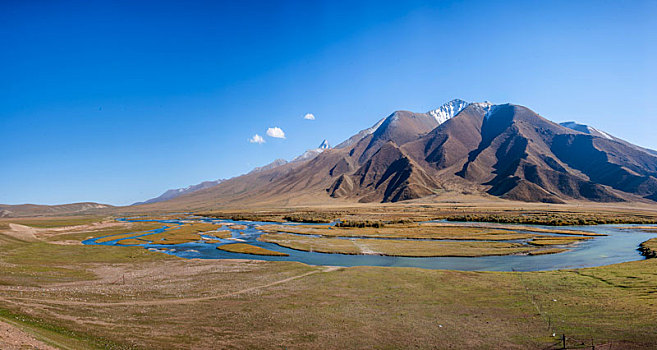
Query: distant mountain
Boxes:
[
  {"xmin": 133, "ymin": 180, "xmax": 224, "ymax": 205},
  {"xmin": 292, "ymin": 140, "xmax": 332, "ymax": 162},
  {"xmin": 0, "ymin": 202, "xmax": 113, "ymax": 217},
  {"xmin": 146, "ymin": 100, "xmax": 657, "ymax": 208},
  {"xmin": 249, "ymin": 159, "xmax": 288, "ymax": 174}
]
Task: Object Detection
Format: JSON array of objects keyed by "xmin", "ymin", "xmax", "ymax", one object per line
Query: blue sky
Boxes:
[{"xmin": 1, "ymin": 0, "xmax": 656, "ymax": 205}]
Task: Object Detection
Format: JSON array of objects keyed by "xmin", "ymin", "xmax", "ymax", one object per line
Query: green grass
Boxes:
[
  {"xmin": 1, "ymin": 212, "xmax": 656, "ymax": 348},
  {"xmin": 0, "ymin": 307, "xmax": 131, "ymax": 349},
  {"xmin": 0, "ymin": 234, "xmax": 656, "ymax": 348},
  {"xmin": 0, "ymin": 238, "xmax": 170, "ymax": 286}
]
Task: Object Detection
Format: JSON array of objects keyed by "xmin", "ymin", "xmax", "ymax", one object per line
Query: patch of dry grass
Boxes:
[
  {"xmin": 217, "ymin": 243, "xmax": 289, "ymax": 256},
  {"xmin": 0, "ymin": 216, "xmax": 106, "ymax": 229},
  {"xmin": 142, "ymin": 222, "xmax": 224, "ymax": 245},
  {"xmin": 258, "ymin": 223, "xmax": 538, "ymax": 241},
  {"xmin": 528, "ymin": 248, "xmax": 570, "ymax": 255},
  {"xmin": 528, "ymin": 236, "xmax": 593, "ymax": 246},
  {"xmin": 259, "ymin": 233, "xmax": 545, "ymax": 257}
]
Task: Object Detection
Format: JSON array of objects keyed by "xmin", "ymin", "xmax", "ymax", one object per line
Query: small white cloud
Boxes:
[
  {"xmin": 303, "ymin": 113, "xmax": 315, "ymax": 120},
  {"xmin": 266, "ymin": 127, "xmax": 286, "ymax": 139},
  {"xmin": 249, "ymin": 134, "xmax": 265, "ymax": 144}
]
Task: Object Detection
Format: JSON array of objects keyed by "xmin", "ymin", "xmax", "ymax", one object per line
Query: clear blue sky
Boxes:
[{"xmin": 1, "ymin": 0, "xmax": 656, "ymax": 205}]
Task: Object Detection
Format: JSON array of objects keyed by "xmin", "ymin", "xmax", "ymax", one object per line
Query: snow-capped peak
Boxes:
[
  {"xmin": 291, "ymin": 140, "xmax": 331, "ymax": 162},
  {"xmin": 427, "ymin": 99, "xmax": 469, "ymax": 125},
  {"xmin": 560, "ymin": 121, "xmax": 613, "ymax": 140},
  {"xmin": 318, "ymin": 139, "xmax": 331, "ymax": 149}
]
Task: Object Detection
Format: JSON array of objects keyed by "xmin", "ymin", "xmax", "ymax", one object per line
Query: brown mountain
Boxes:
[
  {"xmin": 0, "ymin": 202, "xmax": 114, "ymax": 218},
  {"xmin": 142, "ymin": 101, "xmax": 657, "ymax": 209}
]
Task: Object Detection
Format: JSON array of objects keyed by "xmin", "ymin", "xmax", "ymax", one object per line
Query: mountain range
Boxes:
[
  {"xmin": 133, "ymin": 179, "xmax": 225, "ymax": 205},
  {"xmin": 138, "ymin": 99, "xmax": 657, "ymax": 208}
]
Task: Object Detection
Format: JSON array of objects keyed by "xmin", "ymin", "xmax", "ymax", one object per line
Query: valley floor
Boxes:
[{"xmin": 1, "ymin": 205, "xmax": 657, "ymax": 349}]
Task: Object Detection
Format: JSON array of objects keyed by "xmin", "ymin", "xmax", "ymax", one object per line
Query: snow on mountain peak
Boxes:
[
  {"xmin": 483, "ymin": 104, "xmax": 501, "ymax": 120},
  {"xmin": 291, "ymin": 140, "xmax": 332, "ymax": 162},
  {"xmin": 318, "ymin": 139, "xmax": 331, "ymax": 149},
  {"xmin": 560, "ymin": 121, "xmax": 613, "ymax": 140},
  {"xmin": 427, "ymin": 99, "xmax": 469, "ymax": 125}
]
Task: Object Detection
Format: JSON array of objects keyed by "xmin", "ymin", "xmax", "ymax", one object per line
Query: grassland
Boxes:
[
  {"xmin": 217, "ymin": 243, "xmax": 289, "ymax": 256},
  {"xmin": 94, "ymin": 223, "xmax": 170, "ymax": 243},
  {"xmin": 258, "ymin": 223, "xmax": 541, "ymax": 240},
  {"xmin": 260, "ymin": 233, "xmax": 553, "ymax": 257},
  {"xmin": 528, "ymin": 236, "xmax": 594, "ymax": 246},
  {"xmin": 137, "ymin": 222, "xmax": 226, "ymax": 245},
  {"xmin": 0, "ymin": 227, "xmax": 656, "ymax": 348},
  {"xmin": 257, "ymin": 222, "xmax": 592, "ymax": 257},
  {"xmin": 199, "ymin": 201, "xmax": 657, "ymax": 227},
  {"xmin": 1, "ymin": 210, "xmax": 656, "ymax": 348},
  {"xmin": 527, "ymin": 247, "xmax": 570, "ymax": 255},
  {"xmin": 0, "ymin": 215, "xmax": 106, "ymax": 228}
]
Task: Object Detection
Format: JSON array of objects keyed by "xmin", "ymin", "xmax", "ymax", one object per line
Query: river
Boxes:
[{"xmin": 82, "ymin": 217, "xmax": 657, "ymax": 271}]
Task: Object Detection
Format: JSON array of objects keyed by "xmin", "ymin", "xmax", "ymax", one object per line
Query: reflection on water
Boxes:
[{"xmin": 83, "ymin": 217, "xmax": 657, "ymax": 272}]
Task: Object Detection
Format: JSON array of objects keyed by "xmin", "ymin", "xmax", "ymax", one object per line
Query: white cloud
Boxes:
[
  {"xmin": 266, "ymin": 127, "xmax": 286, "ymax": 139},
  {"xmin": 303, "ymin": 113, "xmax": 315, "ymax": 120},
  {"xmin": 249, "ymin": 134, "xmax": 265, "ymax": 144}
]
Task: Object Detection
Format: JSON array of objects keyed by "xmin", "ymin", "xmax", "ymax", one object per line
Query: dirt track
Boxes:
[{"xmin": 1, "ymin": 266, "xmax": 340, "ymax": 307}]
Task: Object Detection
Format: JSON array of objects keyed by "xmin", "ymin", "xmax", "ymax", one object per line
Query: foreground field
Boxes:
[{"xmin": 0, "ymin": 214, "xmax": 656, "ymax": 348}]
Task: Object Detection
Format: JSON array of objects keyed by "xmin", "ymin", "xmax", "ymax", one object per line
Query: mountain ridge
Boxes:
[{"xmin": 136, "ymin": 100, "xmax": 657, "ymax": 209}]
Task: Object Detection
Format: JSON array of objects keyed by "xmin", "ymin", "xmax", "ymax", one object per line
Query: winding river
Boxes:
[{"xmin": 82, "ymin": 217, "xmax": 657, "ymax": 271}]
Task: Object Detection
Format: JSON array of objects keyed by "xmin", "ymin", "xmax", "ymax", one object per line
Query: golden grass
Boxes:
[
  {"xmin": 258, "ymin": 223, "xmax": 539, "ymax": 241},
  {"xmin": 216, "ymin": 243, "xmax": 289, "ymax": 256},
  {"xmin": 205, "ymin": 230, "xmax": 233, "ymax": 239},
  {"xmin": 225, "ymin": 224, "xmax": 247, "ymax": 230},
  {"xmin": 91, "ymin": 222, "xmax": 169, "ymax": 243},
  {"xmin": 259, "ymin": 233, "xmax": 548, "ymax": 257},
  {"xmin": 143, "ymin": 222, "xmax": 224, "ymax": 245},
  {"xmin": 528, "ymin": 236, "xmax": 593, "ymax": 246},
  {"xmin": 528, "ymin": 248, "xmax": 570, "ymax": 255},
  {"xmin": 484, "ymin": 225, "xmax": 605, "ymax": 236},
  {"xmin": 115, "ymin": 238, "xmax": 148, "ymax": 245},
  {"xmin": 95, "ymin": 232, "xmax": 147, "ymax": 243},
  {"xmin": 200, "ymin": 201, "xmax": 657, "ymax": 227}
]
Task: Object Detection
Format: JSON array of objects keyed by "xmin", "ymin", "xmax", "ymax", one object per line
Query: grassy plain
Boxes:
[
  {"xmin": 200, "ymin": 200, "xmax": 657, "ymax": 226},
  {"xmin": 258, "ymin": 223, "xmax": 541, "ymax": 240},
  {"xmin": 260, "ymin": 233, "xmax": 555, "ymax": 257},
  {"xmin": 138, "ymin": 222, "xmax": 226, "ymax": 244},
  {"xmin": 0, "ymin": 205, "xmax": 656, "ymax": 349}
]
